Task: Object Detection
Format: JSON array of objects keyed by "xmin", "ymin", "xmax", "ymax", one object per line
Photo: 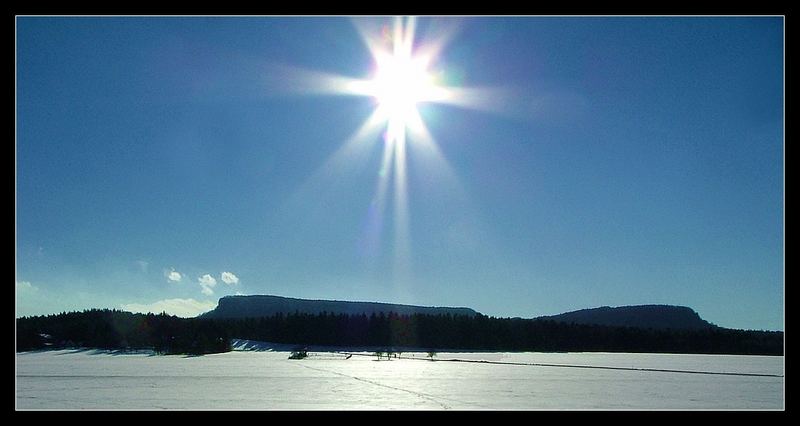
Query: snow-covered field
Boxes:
[{"xmin": 16, "ymin": 345, "xmax": 783, "ymax": 410}]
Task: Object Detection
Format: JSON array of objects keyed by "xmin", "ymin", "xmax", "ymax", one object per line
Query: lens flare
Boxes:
[{"xmin": 275, "ymin": 17, "xmax": 501, "ymax": 286}]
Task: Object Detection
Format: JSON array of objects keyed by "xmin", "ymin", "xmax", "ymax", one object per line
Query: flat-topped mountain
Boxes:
[
  {"xmin": 201, "ymin": 297, "xmax": 717, "ymax": 332},
  {"xmin": 199, "ymin": 294, "xmax": 479, "ymax": 319},
  {"xmin": 535, "ymin": 305, "xmax": 718, "ymax": 330}
]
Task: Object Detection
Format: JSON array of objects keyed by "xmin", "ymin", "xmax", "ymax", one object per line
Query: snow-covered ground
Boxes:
[{"xmin": 16, "ymin": 345, "xmax": 783, "ymax": 410}]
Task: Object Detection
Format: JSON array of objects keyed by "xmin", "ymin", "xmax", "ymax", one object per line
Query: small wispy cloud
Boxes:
[
  {"xmin": 16, "ymin": 281, "xmax": 46, "ymax": 318},
  {"xmin": 165, "ymin": 268, "xmax": 183, "ymax": 283},
  {"xmin": 121, "ymin": 298, "xmax": 216, "ymax": 318},
  {"xmin": 198, "ymin": 274, "xmax": 217, "ymax": 295},
  {"xmin": 136, "ymin": 260, "xmax": 149, "ymax": 273},
  {"xmin": 220, "ymin": 271, "xmax": 239, "ymax": 285},
  {"xmin": 16, "ymin": 281, "xmax": 38, "ymax": 292}
]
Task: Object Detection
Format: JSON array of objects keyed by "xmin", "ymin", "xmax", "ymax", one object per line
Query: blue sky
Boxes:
[{"xmin": 16, "ymin": 16, "xmax": 783, "ymax": 331}]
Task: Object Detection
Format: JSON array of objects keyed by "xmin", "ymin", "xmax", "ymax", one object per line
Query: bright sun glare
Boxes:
[
  {"xmin": 279, "ymin": 16, "xmax": 497, "ymax": 279},
  {"xmin": 357, "ymin": 18, "xmax": 451, "ymax": 145},
  {"xmin": 370, "ymin": 53, "xmax": 436, "ymax": 133}
]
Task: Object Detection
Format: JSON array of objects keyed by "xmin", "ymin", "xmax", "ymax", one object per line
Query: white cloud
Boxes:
[
  {"xmin": 198, "ymin": 274, "xmax": 217, "ymax": 286},
  {"xmin": 120, "ymin": 298, "xmax": 217, "ymax": 318},
  {"xmin": 220, "ymin": 271, "xmax": 239, "ymax": 285},
  {"xmin": 198, "ymin": 274, "xmax": 217, "ymax": 295},
  {"xmin": 166, "ymin": 268, "xmax": 183, "ymax": 282},
  {"xmin": 136, "ymin": 260, "xmax": 149, "ymax": 273},
  {"xmin": 16, "ymin": 281, "xmax": 38, "ymax": 293}
]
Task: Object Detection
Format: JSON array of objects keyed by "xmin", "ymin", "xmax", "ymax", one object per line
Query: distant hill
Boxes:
[
  {"xmin": 199, "ymin": 295, "xmax": 479, "ymax": 319},
  {"xmin": 536, "ymin": 305, "xmax": 718, "ymax": 330}
]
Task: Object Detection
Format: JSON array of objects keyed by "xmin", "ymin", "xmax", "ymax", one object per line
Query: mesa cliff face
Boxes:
[{"xmin": 199, "ymin": 294, "xmax": 479, "ymax": 319}]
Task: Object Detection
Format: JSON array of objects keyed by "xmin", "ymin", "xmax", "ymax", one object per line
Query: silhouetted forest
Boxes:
[
  {"xmin": 16, "ymin": 309, "xmax": 231, "ymax": 355},
  {"xmin": 16, "ymin": 309, "xmax": 783, "ymax": 356}
]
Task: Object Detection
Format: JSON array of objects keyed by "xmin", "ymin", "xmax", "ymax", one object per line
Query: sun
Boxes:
[
  {"xmin": 273, "ymin": 17, "xmax": 497, "ymax": 279},
  {"xmin": 347, "ymin": 18, "xmax": 452, "ymax": 145},
  {"xmin": 369, "ymin": 52, "xmax": 438, "ymax": 137}
]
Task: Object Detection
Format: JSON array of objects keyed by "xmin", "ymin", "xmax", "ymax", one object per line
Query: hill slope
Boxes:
[
  {"xmin": 536, "ymin": 305, "xmax": 718, "ymax": 330},
  {"xmin": 199, "ymin": 294, "xmax": 479, "ymax": 319}
]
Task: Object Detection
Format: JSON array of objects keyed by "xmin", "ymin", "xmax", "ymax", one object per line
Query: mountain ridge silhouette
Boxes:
[{"xmin": 201, "ymin": 295, "xmax": 718, "ymax": 331}]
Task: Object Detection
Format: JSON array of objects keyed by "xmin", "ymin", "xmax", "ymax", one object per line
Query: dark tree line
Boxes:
[
  {"xmin": 220, "ymin": 311, "xmax": 782, "ymax": 355},
  {"xmin": 16, "ymin": 309, "xmax": 783, "ymax": 356},
  {"xmin": 16, "ymin": 309, "xmax": 231, "ymax": 355}
]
